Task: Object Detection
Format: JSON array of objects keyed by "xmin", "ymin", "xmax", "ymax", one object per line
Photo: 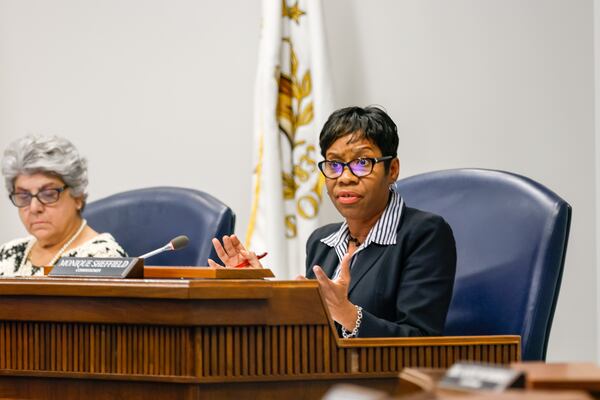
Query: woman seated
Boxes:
[
  {"xmin": 210, "ymin": 106, "xmax": 456, "ymax": 338},
  {"xmin": 0, "ymin": 135, "xmax": 126, "ymax": 277}
]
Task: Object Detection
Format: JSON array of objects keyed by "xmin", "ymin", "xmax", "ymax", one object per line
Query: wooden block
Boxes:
[{"xmin": 143, "ymin": 266, "xmax": 275, "ymax": 279}]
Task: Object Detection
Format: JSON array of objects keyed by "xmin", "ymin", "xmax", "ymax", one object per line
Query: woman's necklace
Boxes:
[
  {"xmin": 348, "ymin": 234, "xmax": 362, "ymax": 247},
  {"xmin": 23, "ymin": 219, "xmax": 88, "ymax": 269},
  {"xmin": 48, "ymin": 219, "xmax": 88, "ymax": 266}
]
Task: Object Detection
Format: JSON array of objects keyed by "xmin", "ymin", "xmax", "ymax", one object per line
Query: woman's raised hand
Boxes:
[{"xmin": 208, "ymin": 234, "xmax": 263, "ymax": 269}]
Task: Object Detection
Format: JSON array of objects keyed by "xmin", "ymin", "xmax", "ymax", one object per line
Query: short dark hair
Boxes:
[{"xmin": 319, "ymin": 106, "xmax": 398, "ymax": 170}]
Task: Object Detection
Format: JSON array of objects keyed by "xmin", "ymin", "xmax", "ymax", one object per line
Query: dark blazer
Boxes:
[{"xmin": 305, "ymin": 205, "xmax": 456, "ymax": 337}]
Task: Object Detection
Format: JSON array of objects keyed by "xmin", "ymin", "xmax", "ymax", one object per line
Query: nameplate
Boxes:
[
  {"xmin": 438, "ymin": 362, "xmax": 525, "ymax": 392},
  {"xmin": 48, "ymin": 257, "xmax": 144, "ymax": 279}
]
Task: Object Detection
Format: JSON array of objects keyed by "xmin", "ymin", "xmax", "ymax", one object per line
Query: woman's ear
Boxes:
[
  {"xmin": 388, "ymin": 157, "xmax": 400, "ymax": 183},
  {"xmin": 74, "ymin": 196, "xmax": 84, "ymax": 212}
]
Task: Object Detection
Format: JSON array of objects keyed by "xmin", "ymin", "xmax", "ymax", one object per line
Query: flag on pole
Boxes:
[{"xmin": 246, "ymin": 0, "xmax": 334, "ymax": 279}]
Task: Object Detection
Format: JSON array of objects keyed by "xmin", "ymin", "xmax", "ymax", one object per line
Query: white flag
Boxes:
[{"xmin": 246, "ymin": 0, "xmax": 334, "ymax": 279}]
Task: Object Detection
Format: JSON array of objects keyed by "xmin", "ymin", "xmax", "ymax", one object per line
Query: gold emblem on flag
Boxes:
[{"xmin": 277, "ymin": 1, "xmax": 324, "ymax": 239}]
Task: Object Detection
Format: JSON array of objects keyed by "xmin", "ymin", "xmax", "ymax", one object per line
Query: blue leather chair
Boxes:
[
  {"xmin": 394, "ymin": 169, "xmax": 571, "ymax": 360},
  {"xmin": 83, "ymin": 187, "xmax": 235, "ymax": 266}
]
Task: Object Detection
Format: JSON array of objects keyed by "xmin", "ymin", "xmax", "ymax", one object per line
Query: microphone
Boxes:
[{"xmin": 138, "ymin": 235, "xmax": 190, "ymax": 260}]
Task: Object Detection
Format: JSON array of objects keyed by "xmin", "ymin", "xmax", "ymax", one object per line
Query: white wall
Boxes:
[
  {"xmin": 322, "ymin": 0, "xmax": 596, "ymax": 362},
  {"xmin": 0, "ymin": 0, "xmax": 261, "ymax": 242},
  {"xmin": 0, "ymin": 0, "xmax": 596, "ymax": 362},
  {"xmin": 596, "ymin": 0, "xmax": 600, "ymax": 364}
]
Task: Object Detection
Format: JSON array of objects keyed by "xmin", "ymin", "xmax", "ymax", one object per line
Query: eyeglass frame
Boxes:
[
  {"xmin": 317, "ymin": 156, "xmax": 394, "ymax": 179},
  {"xmin": 9, "ymin": 186, "xmax": 68, "ymax": 208}
]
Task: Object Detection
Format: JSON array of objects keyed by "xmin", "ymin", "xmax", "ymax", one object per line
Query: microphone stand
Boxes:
[{"xmin": 139, "ymin": 243, "xmax": 173, "ymax": 260}]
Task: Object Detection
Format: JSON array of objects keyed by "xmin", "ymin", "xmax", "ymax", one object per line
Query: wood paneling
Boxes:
[
  {"xmin": 0, "ymin": 278, "xmax": 521, "ymax": 399},
  {"xmin": 0, "ymin": 321, "xmax": 519, "ymax": 382},
  {"xmin": 0, "ymin": 322, "xmax": 193, "ymax": 377}
]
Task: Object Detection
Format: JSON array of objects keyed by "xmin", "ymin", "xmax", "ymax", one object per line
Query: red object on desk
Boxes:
[{"xmin": 234, "ymin": 252, "xmax": 268, "ymax": 268}]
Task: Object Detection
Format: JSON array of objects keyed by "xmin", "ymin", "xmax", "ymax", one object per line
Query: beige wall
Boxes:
[{"xmin": 0, "ymin": 0, "xmax": 595, "ymax": 361}]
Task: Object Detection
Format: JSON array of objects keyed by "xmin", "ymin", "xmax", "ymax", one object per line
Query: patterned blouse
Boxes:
[{"xmin": 0, "ymin": 233, "xmax": 127, "ymax": 277}]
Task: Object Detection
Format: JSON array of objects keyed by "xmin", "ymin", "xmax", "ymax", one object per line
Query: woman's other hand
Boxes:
[{"xmin": 312, "ymin": 253, "xmax": 358, "ymax": 332}]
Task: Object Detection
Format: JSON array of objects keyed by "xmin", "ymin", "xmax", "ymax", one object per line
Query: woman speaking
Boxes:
[{"xmin": 211, "ymin": 106, "xmax": 456, "ymax": 338}]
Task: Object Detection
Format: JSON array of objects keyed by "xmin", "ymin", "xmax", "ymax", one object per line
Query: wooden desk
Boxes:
[
  {"xmin": 0, "ymin": 277, "xmax": 521, "ymax": 399},
  {"xmin": 398, "ymin": 368, "xmax": 593, "ymax": 400},
  {"xmin": 512, "ymin": 362, "xmax": 600, "ymax": 397},
  {"xmin": 434, "ymin": 391, "xmax": 592, "ymax": 399}
]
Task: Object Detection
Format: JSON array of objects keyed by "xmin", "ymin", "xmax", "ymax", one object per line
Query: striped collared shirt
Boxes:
[{"xmin": 321, "ymin": 189, "xmax": 404, "ymax": 277}]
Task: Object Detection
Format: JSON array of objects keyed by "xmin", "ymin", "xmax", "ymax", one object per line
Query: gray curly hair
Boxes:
[{"xmin": 2, "ymin": 135, "xmax": 88, "ymax": 201}]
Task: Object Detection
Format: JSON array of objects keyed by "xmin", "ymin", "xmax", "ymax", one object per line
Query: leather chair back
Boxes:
[
  {"xmin": 84, "ymin": 187, "xmax": 235, "ymax": 266},
  {"xmin": 394, "ymin": 169, "xmax": 571, "ymax": 360}
]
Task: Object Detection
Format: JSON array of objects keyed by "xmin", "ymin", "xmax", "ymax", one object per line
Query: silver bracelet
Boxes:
[{"xmin": 342, "ymin": 305, "xmax": 363, "ymax": 338}]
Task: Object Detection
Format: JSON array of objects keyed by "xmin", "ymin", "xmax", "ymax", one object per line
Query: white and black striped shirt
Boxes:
[{"xmin": 321, "ymin": 189, "xmax": 404, "ymax": 277}]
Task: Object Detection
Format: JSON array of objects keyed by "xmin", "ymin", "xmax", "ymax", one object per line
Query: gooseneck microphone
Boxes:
[{"xmin": 138, "ymin": 235, "xmax": 190, "ymax": 260}]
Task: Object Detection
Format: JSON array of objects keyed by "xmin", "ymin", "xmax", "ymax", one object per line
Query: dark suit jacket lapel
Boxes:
[
  {"xmin": 306, "ymin": 245, "xmax": 340, "ymax": 279},
  {"xmin": 321, "ymin": 248, "xmax": 340, "ymax": 278},
  {"xmin": 348, "ymin": 244, "xmax": 386, "ymax": 295}
]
